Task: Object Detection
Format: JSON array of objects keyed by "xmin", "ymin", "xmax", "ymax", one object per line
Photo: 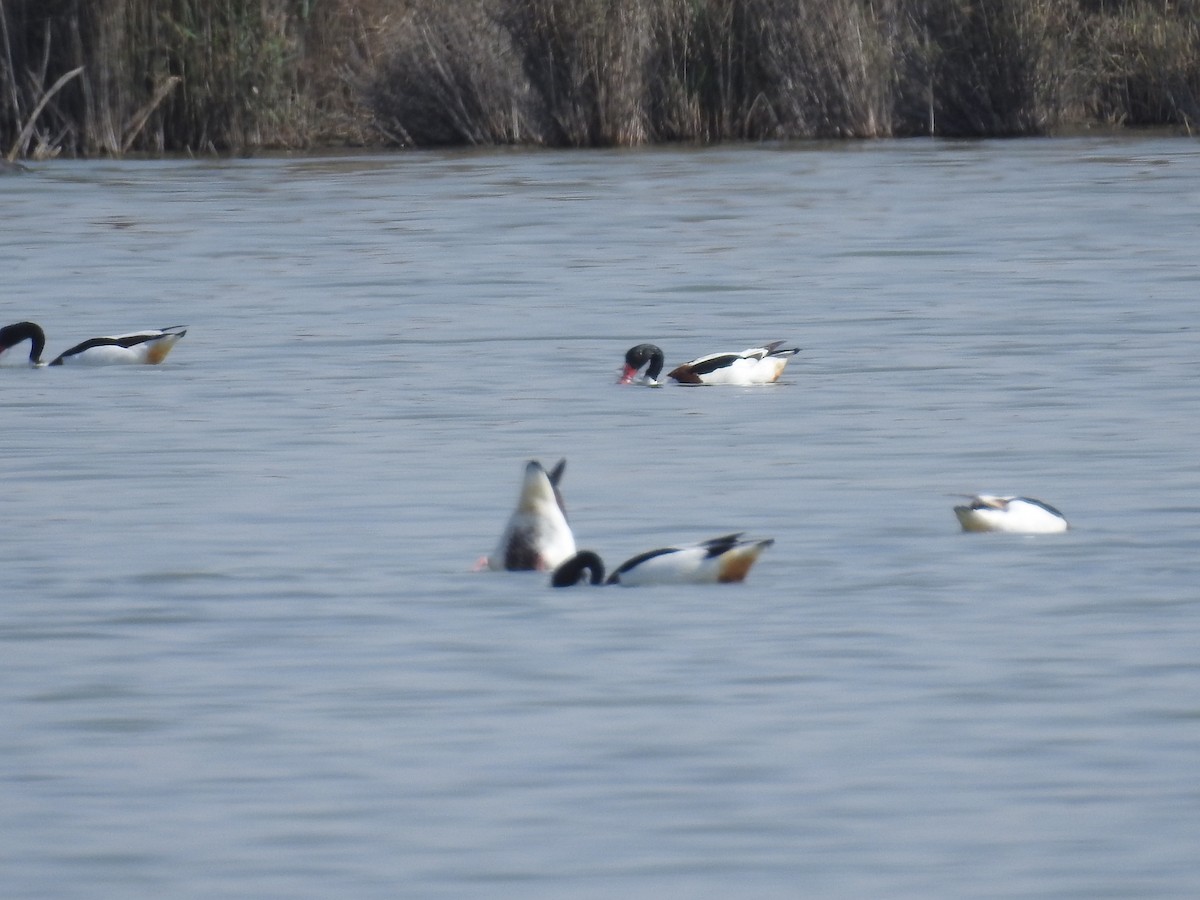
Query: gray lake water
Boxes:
[{"xmin": 2, "ymin": 137, "xmax": 1199, "ymax": 898}]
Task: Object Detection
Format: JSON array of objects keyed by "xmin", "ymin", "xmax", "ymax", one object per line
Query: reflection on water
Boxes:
[{"xmin": 2, "ymin": 138, "xmax": 1200, "ymax": 898}]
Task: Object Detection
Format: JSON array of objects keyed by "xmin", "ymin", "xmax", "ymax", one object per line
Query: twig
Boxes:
[
  {"xmin": 121, "ymin": 75, "xmax": 181, "ymax": 153},
  {"xmin": 0, "ymin": 0, "xmax": 22, "ymax": 133},
  {"xmin": 6, "ymin": 65, "xmax": 84, "ymax": 162}
]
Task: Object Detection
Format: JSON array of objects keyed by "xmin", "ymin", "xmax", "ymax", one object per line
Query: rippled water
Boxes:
[{"xmin": 3, "ymin": 138, "xmax": 1199, "ymax": 898}]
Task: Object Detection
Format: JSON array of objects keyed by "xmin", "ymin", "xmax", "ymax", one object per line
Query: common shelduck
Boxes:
[
  {"xmin": 482, "ymin": 459, "xmax": 577, "ymax": 571},
  {"xmin": 0, "ymin": 321, "xmax": 187, "ymax": 366},
  {"xmin": 620, "ymin": 341, "xmax": 800, "ymax": 386},
  {"xmin": 551, "ymin": 533, "xmax": 774, "ymax": 587},
  {"xmin": 953, "ymin": 495, "xmax": 1069, "ymax": 534}
]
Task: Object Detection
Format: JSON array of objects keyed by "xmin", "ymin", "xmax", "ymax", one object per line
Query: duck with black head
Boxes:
[
  {"xmin": 552, "ymin": 533, "xmax": 774, "ymax": 587},
  {"xmin": 619, "ymin": 341, "xmax": 799, "ymax": 386},
  {"xmin": 0, "ymin": 321, "xmax": 187, "ymax": 367}
]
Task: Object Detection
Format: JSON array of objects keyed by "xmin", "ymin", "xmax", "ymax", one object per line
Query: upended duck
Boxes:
[
  {"xmin": 480, "ymin": 459, "xmax": 577, "ymax": 571},
  {"xmin": 953, "ymin": 495, "xmax": 1069, "ymax": 534},
  {"xmin": 551, "ymin": 533, "xmax": 774, "ymax": 586},
  {"xmin": 0, "ymin": 321, "xmax": 187, "ymax": 366},
  {"xmin": 620, "ymin": 341, "xmax": 799, "ymax": 386}
]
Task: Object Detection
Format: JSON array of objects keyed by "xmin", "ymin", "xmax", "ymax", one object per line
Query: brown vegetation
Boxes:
[{"xmin": 1, "ymin": 0, "xmax": 1197, "ymax": 158}]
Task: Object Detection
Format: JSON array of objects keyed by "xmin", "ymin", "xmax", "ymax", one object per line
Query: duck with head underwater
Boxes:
[
  {"xmin": 620, "ymin": 341, "xmax": 799, "ymax": 386},
  {"xmin": 0, "ymin": 321, "xmax": 187, "ymax": 367},
  {"xmin": 478, "ymin": 459, "xmax": 577, "ymax": 572},
  {"xmin": 953, "ymin": 494, "xmax": 1069, "ymax": 534},
  {"xmin": 551, "ymin": 533, "xmax": 774, "ymax": 587}
]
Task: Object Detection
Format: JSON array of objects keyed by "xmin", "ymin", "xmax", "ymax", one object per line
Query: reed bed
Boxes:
[{"xmin": 1, "ymin": 0, "xmax": 1197, "ymax": 158}]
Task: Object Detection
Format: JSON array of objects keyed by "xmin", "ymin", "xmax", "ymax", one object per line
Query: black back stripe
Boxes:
[
  {"xmin": 688, "ymin": 354, "xmax": 740, "ymax": 376},
  {"xmin": 1019, "ymin": 497, "xmax": 1065, "ymax": 518},
  {"xmin": 612, "ymin": 547, "xmax": 675, "ymax": 575}
]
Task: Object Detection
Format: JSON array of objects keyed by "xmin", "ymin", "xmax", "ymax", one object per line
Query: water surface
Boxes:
[{"xmin": 2, "ymin": 138, "xmax": 1199, "ymax": 898}]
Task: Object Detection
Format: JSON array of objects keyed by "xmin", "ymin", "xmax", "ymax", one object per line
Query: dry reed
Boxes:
[{"xmin": 1, "ymin": 0, "xmax": 1197, "ymax": 157}]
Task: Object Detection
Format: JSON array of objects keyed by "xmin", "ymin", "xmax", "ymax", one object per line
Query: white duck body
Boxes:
[
  {"xmin": 551, "ymin": 534, "xmax": 773, "ymax": 587},
  {"xmin": 488, "ymin": 459, "xmax": 576, "ymax": 571},
  {"xmin": 49, "ymin": 326, "xmax": 187, "ymax": 366},
  {"xmin": 954, "ymin": 495, "xmax": 1069, "ymax": 534},
  {"xmin": 668, "ymin": 341, "xmax": 799, "ymax": 385}
]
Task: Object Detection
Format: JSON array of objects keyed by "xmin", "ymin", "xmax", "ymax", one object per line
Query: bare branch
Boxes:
[{"xmin": 6, "ymin": 65, "xmax": 84, "ymax": 162}]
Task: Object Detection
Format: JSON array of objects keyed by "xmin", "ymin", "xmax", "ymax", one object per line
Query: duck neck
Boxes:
[
  {"xmin": 0, "ymin": 322, "xmax": 46, "ymax": 364},
  {"xmin": 645, "ymin": 349, "xmax": 664, "ymax": 382},
  {"xmin": 551, "ymin": 551, "xmax": 606, "ymax": 587}
]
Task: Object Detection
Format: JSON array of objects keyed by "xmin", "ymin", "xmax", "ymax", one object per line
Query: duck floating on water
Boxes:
[
  {"xmin": 551, "ymin": 533, "xmax": 774, "ymax": 586},
  {"xmin": 620, "ymin": 341, "xmax": 799, "ymax": 386},
  {"xmin": 953, "ymin": 495, "xmax": 1069, "ymax": 534},
  {"xmin": 0, "ymin": 321, "xmax": 187, "ymax": 366},
  {"xmin": 482, "ymin": 459, "xmax": 577, "ymax": 571}
]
